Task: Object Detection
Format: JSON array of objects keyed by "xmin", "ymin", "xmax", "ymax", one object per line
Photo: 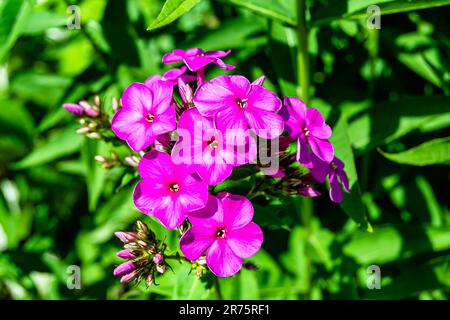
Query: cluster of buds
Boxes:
[
  {"xmin": 64, "ymin": 96, "xmax": 120, "ymax": 141},
  {"xmin": 279, "ymin": 172, "xmax": 321, "ymax": 197},
  {"xmin": 113, "ymin": 220, "xmax": 168, "ymax": 286},
  {"xmin": 94, "ymin": 151, "xmax": 123, "ymax": 169}
]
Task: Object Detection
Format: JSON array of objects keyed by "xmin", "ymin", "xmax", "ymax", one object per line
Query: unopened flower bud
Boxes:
[
  {"xmin": 152, "ymin": 253, "xmax": 163, "ymax": 265},
  {"xmin": 115, "ymin": 231, "xmax": 137, "ymax": 243},
  {"xmin": 120, "ymin": 270, "xmax": 137, "ymax": 283},
  {"xmin": 124, "ymin": 156, "xmax": 139, "ymax": 167},
  {"xmin": 146, "ymin": 273, "xmax": 154, "ymax": 286},
  {"xmin": 156, "ymin": 263, "xmax": 166, "ymax": 274},
  {"xmin": 113, "ymin": 261, "xmax": 136, "ymax": 276},
  {"xmin": 111, "ymin": 151, "xmax": 120, "ymax": 162},
  {"xmin": 87, "ymin": 132, "xmax": 101, "ymax": 139},
  {"xmin": 94, "ymin": 155, "xmax": 107, "ymax": 163},
  {"xmin": 63, "ymin": 103, "xmax": 84, "ymax": 116},
  {"xmin": 85, "ymin": 108, "xmax": 99, "ymax": 117},
  {"xmin": 94, "ymin": 95, "xmax": 101, "ymax": 107},
  {"xmin": 76, "ymin": 127, "xmax": 91, "ymax": 134},
  {"xmin": 116, "ymin": 249, "xmax": 137, "ymax": 260},
  {"xmin": 135, "ymin": 220, "xmax": 149, "ymax": 234},
  {"xmin": 178, "ymin": 78, "xmax": 194, "ymax": 106},
  {"xmin": 112, "ymin": 97, "xmax": 119, "ymax": 112},
  {"xmin": 196, "ymin": 256, "xmax": 207, "ymax": 266}
]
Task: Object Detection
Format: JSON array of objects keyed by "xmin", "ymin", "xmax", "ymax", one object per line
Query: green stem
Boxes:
[
  {"xmin": 296, "ymin": 0, "xmax": 313, "ymax": 299},
  {"xmin": 296, "ymin": 0, "xmax": 310, "ymax": 105},
  {"xmin": 215, "ymin": 278, "xmax": 223, "ymax": 300}
]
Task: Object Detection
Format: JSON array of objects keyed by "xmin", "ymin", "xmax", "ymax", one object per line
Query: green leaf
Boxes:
[
  {"xmin": 378, "ymin": 137, "xmax": 450, "ymax": 166},
  {"xmin": 21, "ymin": 10, "xmax": 68, "ymax": 36},
  {"xmin": 347, "ymin": 96, "xmax": 450, "ymax": 154},
  {"xmin": 343, "ymin": 224, "xmax": 450, "ymax": 265},
  {"xmin": 11, "ymin": 125, "xmax": 83, "ymax": 170},
  {"xmin": 311, "ymin": 0, "xmax": 450, "ymax": 26},
  {"xmin": 331, "ymin": 115, "xmax": 371, "ymax": 231},
  {"xmin": 82, "ymin": 139, "xmax": 108, "ymax": 212},
  {"xmin": 365, "ymin": 253, "xmax": 450, "ymax": 299},
  {"xmin": 0, "ymin": 0, "xmax": 33, "ymax": 62},
  {"xmin": 147, "ymin": 0, "xmax": 201, "ymax": 31},
  {"xmin": 347, "ymin": 0, "xmax": 450, "ymax": 19},
  {"xmin": 0, "ymin": 98, "xmax": 34, "ymax": 164},
  {"xmin": 223, "ymin": 0, "xmax": 296, "ymax": 27}
]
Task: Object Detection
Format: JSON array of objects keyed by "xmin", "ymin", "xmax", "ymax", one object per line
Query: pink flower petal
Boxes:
[
  {"xmin": 306, "ymin": 108, "xmax": 325, "ymax": 127},
  {"xmin": 133, "ymin": 180, "xmax": 167, "ymax": 214},
  {"xmin": 297, "ymin": 138, "xmax": 312, "ymax": 167},
  {"xmin": 189, "ymin": 195, "xmax": 224, "ymax": 226},
  {"xmin": 215, "ymin": 107, "xmax": 249, "ymax": 145},
  {"xmin": 138, "ymin": 151, "xmax": 175, "ymax": 181},
  {"xmin": 147, "ymin": 80, "xmax": 173, "ymax": 114},
  {"xmin": 194, "ymin": 75, "xmax": 250, "ymax": 117},
  {"xmin": 162, "ymin": 49, "xmax": 186, "ymax": 64},
  {"xmin": 227, "ymin": 222, "xmax": 263, "ymax": 258},
  {"xmin": 206, "ymin": 239, "xmax": 242, "ymax": 277},
  {"xmin": 121, "ymin": 120, "xmax": 155, "ymax": 152},
  {"xmin": 204, "ymin": 49, "xmax": 231, "ymax": 59},
  {"xmin": 110, "ymin": 108, "xmax": 144, "ymax": 140},
  {"xmin": 308, "ymin": 136, "xmax": 334, "ymax": 163},
  {"xmin": 150, "ymin": 105, "xmax": 176, "ymax": 136},
  {"xmin": 251, "ymin": 75, "xmax": 265, "ymax": 87},
  {"xmin": 122, "ymin": 83, "xmax": 153, "ymax": 113},
  {"xmin": 244, "ymin": 109, "xmax": 283, "ymax": 139},
  {"xmin": 329, "ymin": 171, "xmax": 343, "ymax": 203},
  {"xmin": 280, "ymin": 97, "xmax": 307, "ymax": 139},
  {"xmin": 152, "ymin": 195, "xmax": 186, "ymax": 229},
  {"xmin": 220, "ymin": 194, "xmax": 254, "ymax": 230},
  {"xmin": 194, "ymin": 162, "xmax": 233, "ymax": 186},
  {"xmin": 180, "ymin": 225, "xmax": 216, "ymax": 261},
  {"xmin": 311, "ymin": 124, "xmax": 332, "ymax": 140},
  {"xmin": 176, "ymin": 173, "xmax": 209, "ymax": 213},
  {"xmin": 144, "ymin": 75, "xmax": 163, "ymax": 88},
  {"xmin": 247, "ymin": 85, "xmax": 281, "ymax": 112}
]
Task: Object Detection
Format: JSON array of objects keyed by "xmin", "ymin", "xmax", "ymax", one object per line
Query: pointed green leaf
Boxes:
[
  {"xmin": 147, "ymin": 0, "xmax": 201, "ymax": 31},
  {"xmin": 379, "ymin": 137, "xmax": 450, "ymax": 166}
]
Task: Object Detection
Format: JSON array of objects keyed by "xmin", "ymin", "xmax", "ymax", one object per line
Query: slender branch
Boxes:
[{"xmin": 296, "ymin": 0, "xmax": 312, "ymax": 299}]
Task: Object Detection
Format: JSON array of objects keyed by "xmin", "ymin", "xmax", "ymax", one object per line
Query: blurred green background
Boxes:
[{"xmin": 0, "ymin": 0, "xmax": 449, "ymax": 300}]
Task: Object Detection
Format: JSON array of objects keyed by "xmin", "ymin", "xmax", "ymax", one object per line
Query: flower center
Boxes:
[
  {"xmin": 145, "ymin": 113, "xmax": 155, "ymax": 123},
  {"xmin": 169, "ymin": 183, "xmax": 180, "ymax": 192},
  {"xmin": 208, "ymin": 137, "xmax": 219, "ymax": 149},
  {"xmin": 216, "ymin": 228, "xmax": 226, "ymax": 238},
  {"xmin": 236, "ymin": 98, "xmax": 248, "ymax": 109},
  {"xmin": 331, "ymin": 162, "xmax": 337, "ymax": 170},
  {"xmin": 303, "ymin": 127, "xmax": 310, "ymax": 137}
]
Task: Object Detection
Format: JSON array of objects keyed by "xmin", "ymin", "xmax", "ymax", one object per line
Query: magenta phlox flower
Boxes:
[
  {"xmin": 111, "ymin": 81, "xmax": 176, "ymax": 152},
  {"xmin": 162, "ymin": 48, "xmax": 235, "ymax": 72},
  {"xmin": 180, "ymin": 193, "xmax": 263, "ymax": 277},
  {"xmin": 133, "ymin": 150, "xmax": 208, "ymax": 229},
  {"xmin": 194, "ymin": 75, "xmax": 284, "ymax": 141},
  {"xmin": 310, "ymin": 156, "xmax": 350, "ymax": 202},
  {"xmin": 280, "ymin": 97, "xmax": 334, "ymax": 166}
]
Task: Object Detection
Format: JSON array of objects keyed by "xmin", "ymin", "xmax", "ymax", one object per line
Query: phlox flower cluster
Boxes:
[{"xmin": 64, "ymin": 48, "xmax": 350, "ymax": 279}]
